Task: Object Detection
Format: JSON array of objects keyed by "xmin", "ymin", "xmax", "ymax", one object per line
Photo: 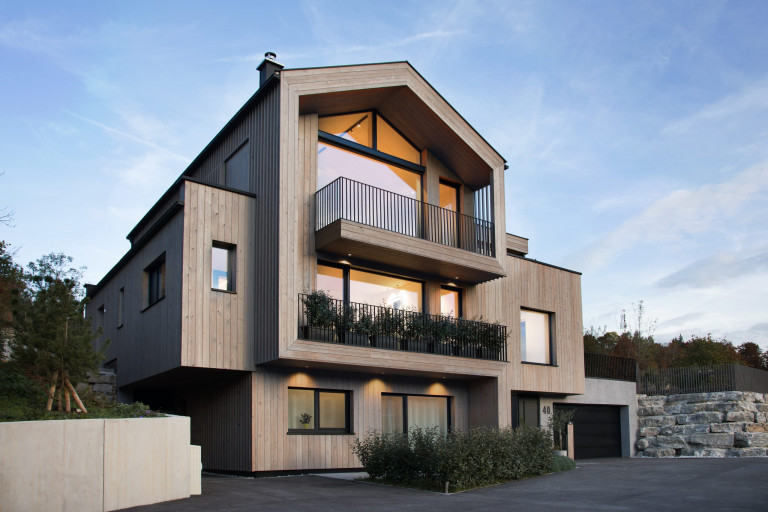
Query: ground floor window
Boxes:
[
  {"xmin": 381, "ymin": 393, "xmax": 450, "ymax": 434},
  {"xmin": 287, "ymin": 388, "xmax": 351, "ymax": 434}
]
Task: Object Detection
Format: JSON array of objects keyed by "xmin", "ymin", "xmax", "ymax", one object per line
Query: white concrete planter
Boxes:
[{"xmin": 0, "ymin": 415, "xmax": 201, "ymax": 512}]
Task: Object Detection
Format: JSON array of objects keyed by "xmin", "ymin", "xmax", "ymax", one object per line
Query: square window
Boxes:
[
  {"xmin": 288, "ymin": 387, "xmax": 350, "ymax": 434},
  {"xmin": 212, "ymin": 243, "xmax": 235, "ymax": 292},
  {"xmin": 520, "ymin": 309, "xmax": 552, "ymax": 364},
  {"xmin": 381, "ymin": 394, "xmax": 450, "ymax": 434},
  {"xmin": 143, "ymin": 254, "xmax": 165, "ymax": 309}
]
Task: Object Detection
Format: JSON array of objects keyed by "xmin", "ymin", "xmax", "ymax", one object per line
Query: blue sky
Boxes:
[{"xmin": 1, "ymin": 1, "xmax": 767, "ymax": 348}]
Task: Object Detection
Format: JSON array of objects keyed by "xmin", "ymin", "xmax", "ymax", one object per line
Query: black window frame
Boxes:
[
  {"xmin": 439, "ymin": 285, "xmax": 463, "ymax": 318},
  {"xmin": 287, "ymin": 387, "xmax": 353, "ymax": 435},
  {"xmin": 142, "ymin": 253, "xmax": 166, "ymax": 311},
  {"xmin": 223, "ymin": 139, "xmax": 250, "ymax": 192},
  {"xmin": 211, "ymin": 241, "xmax": 236, "ymax": 293},
  {"xmin": 381, "ymin": 392, "xmax": 452, "ymax": 434},
  {"xmin": 117, "ymin": 287, "xmax": 124, "ymax": 328},
  {"xmin": 520, "ymin": 307, "xmax": 556, "ymax": 366},
  {"xmin": 317, "ymin": 260, "xmax": 425, "ymax": 312}
]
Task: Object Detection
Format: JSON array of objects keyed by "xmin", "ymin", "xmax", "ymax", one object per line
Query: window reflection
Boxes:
[
  {"xmin": 317, "ymin": 264, "xmax": 344, "ymax": 301},
  {"xmin": 319, "ymin": 113, "xmax": 372, "ymax": 147},
  {"xmin": 349, "ymin": 269, "xmax": 421, "ymax": 311},
  {"xmin": 317, "ymin": 143, "xmax": 421, "ymax": 198},
  {"xmin": 440, "ymin": 288, "xmax": 460, "ymax": 318},
  {"xmin": 376, "ymin": 116, "xmax": 420, "ymax": 164}
]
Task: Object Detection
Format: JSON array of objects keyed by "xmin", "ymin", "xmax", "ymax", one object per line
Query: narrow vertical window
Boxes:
[
  {"xmin": 212, "ymin": 243, "xmax": 235, "ymax": 292},
  {"xmin": 224, "ymin": 141, "xmax": 250, "ymax": 191},
  {"xmin": 117, "ymin": 287, "xmax": 124, "ymax": 328},
  {"xmin": 440, "ymin": 287, "xmax": 461, "ymax": 318},
  {"xmin": 143, "ymin": 253, "xmax": 166, "ymax": 309}
]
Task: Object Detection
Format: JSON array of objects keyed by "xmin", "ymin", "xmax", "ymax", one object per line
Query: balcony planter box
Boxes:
[
  {"xmin": 430, "ymin": 341, "xmax": 453, "ymax": 356},
  {"xmin": 404, "ymin": 338, "xmax": 430, "ymax": 353},
  {"xmin": 371, "ymin": 335, "xmax": 401, "ymax": 350},
  {"xmin": 302, "ymin": 326, "xmax": 338, "ymax": 343},
  {"xmin": 343, "ymin": 331, "xmax": 371, "ymax": 347}
]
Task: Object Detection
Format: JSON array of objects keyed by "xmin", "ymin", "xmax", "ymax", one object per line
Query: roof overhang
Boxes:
[{"xmin": 283, "ymin": 62, "xmax": 505, "ymax": 189}]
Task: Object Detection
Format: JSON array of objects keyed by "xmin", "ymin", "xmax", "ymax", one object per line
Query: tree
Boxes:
[
  {"xmin": 10, "ymin": 253, "xmax": 107, "ymax": 412},
  {"xmin": 737, "ymin": 342, "xmax": 766, "ymax": 370},
  {"xmin": 0, "ymin": 241, "xmax": 24, "ymax": 358},
  {"xmin": 676, "ymin": 334, "xmax": 739, "ymax": 367},
  {"xmin": 0, "ymin": 171, "xmax": 15, "ymax": 227}
]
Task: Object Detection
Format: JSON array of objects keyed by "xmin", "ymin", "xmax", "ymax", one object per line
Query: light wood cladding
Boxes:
[
  {"xmin": 315, "ymin": 220, "xmax": 506, "ymax": 284},
  {"xmin": 181, "ymin": 181, "xmax": 256, "ymax": 371},
  {"xmin": 498, "ymin": 256, "xmax": 585, "ymax": 398},
  {"xmin": 251, "ymin": 368, "xmax": 471, "ymax": 471},
  {"xmin": 284, "ymin": 63, "xmax": 505, "ymax": 189},
  {"xmin": 506, "ymin": 233, "xmax": 529, "ymax": 256}
]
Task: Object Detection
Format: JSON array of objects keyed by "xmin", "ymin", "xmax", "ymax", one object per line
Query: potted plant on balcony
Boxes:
[
  {"xmin": 371, "ymin": 306, "xmax": 403, "ymax": 350},
  {"xmin": 429, "ymin": 315, "xmax": 455, "ymax": 356},
  {"xmin": 346, "ymin": 307, "xmax": 374, "ymax": 346},
  {"xmin": 476, "ymin": 319, "xmax": 507, "ymax": 361},
  {"xmin": 301, "ymin": 290, "xmax": 337, "ymax": 342},
  {"xmin": 403, "ymin": 311, "xmax": 430, "ymax": 353},
  {"xmin": 453, "ymin": 317, "xmax": 476, "ymax": 357}
]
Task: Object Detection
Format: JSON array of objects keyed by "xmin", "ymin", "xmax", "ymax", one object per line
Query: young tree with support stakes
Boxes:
[{"xmin": 10, "ymin": 253, "xmax": 108, "ymax": 413}]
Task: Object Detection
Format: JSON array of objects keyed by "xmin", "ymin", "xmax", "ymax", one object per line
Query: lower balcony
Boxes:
[{"xmin": 297, "ymin": 292, "xmax": 508, "ymax": 362}]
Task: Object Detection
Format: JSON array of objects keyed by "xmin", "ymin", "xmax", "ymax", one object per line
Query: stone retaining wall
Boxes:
[{"xmin": 636, "ymin": 391, "xmax": 768, "ymax": 457}]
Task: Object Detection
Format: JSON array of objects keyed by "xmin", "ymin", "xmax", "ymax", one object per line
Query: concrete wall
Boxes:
[
  {"xmin": 540, "ymin": 377, "xmax": 638, "ymax": 457},
  {"xmin": 0, "ymin": 415, "xmax": 199, "ymax": 512}
]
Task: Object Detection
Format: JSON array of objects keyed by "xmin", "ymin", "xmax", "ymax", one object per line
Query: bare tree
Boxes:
[{"xmin": 0, "ymin": 171, "xmax": 15, "ymax": 227}]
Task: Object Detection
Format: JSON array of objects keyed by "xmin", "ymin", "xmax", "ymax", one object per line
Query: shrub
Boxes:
[
  {"xmin": 551, "ymin": 455, "xmax": 575, "ymax": 472},
  {"xmin": 352, "ymin": 425, "xmax": 554, "ymax": 492}
]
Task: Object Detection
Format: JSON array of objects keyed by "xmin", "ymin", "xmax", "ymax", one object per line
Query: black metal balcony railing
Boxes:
[
  {"xmin": 584, "ymin": 352, "xmax": 638, "ymax": 382},
  {"xmin": 298, "ymin": 293, "xmax": 507, "ymax": 362},
  {"xmin": 316, "ymin": 177, "xmax": 496, "ymax": 257}
]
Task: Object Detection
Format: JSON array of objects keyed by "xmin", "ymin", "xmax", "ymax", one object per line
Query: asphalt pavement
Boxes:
[{"xmin": 126, "ymin": 457, "xmax": 768, "ymax": 512}]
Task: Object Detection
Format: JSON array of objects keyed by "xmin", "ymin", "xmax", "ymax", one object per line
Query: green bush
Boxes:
[
  {"xmin": 1, "ymin": 362, "xmax": 162, "ymax": 421},
  {"xmin": 551, "ymin": 455, "xmax": 575, "ymax": 472},
  {"xmin": 352, "ymin": 425, "xmax": 555, "ymax": 492}
]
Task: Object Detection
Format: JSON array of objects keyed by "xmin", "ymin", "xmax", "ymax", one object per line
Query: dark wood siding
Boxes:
[
  {"xmin": 88, "ymin": 210, "xmax": 184, "ymax": 387},
  {"xmin": 188, "ymin": 372, "xmax": 253, "ymax": 472},
  {"xmin": 251, "ymin": 83, "xmax": 281, "ymax": 364}
]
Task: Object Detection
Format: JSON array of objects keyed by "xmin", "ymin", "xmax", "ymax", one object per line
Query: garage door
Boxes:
[{"xmin": 554, "ymin": 404, "xmax": 622, "ymax": 459}]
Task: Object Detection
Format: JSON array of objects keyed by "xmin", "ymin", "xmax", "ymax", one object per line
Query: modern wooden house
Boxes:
[{"xmin": 86, "ymin": 54, "xmax": 612, "ymax": 473}]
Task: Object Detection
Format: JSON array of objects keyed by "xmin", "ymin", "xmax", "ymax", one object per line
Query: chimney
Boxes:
[{"xmin": 257, "ymin": 52, "xmax": 283, "ymax": 87}]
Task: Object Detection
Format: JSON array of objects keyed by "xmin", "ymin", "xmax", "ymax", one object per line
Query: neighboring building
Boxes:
[{"xmin": 86, "ymin": 54, "xmax": 631, "ymax": 472}]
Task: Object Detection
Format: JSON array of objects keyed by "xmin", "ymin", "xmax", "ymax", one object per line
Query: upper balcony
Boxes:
[{"xmin": 315, "ymin": 177, "xmax": 505, "ymax": 284}]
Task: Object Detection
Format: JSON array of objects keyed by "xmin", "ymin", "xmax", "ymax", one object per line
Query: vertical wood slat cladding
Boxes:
[
  {"xmin": 496, "ymin": 256, "xmax": 584, "ymax": 398},
  {"xmin": 187, "ymin": 372, "xmax": 252, "ymax": 472},
  {"xmin": 87, "ymin": 212, "xmax": 185, "ymax": 387},
  {"xmin": 191, "ymin": 117, "xmax": 251, "ymax": 191},
  {"xmin": 180, "ymin": 181, "xmax": 256, "ymax": 371},
  {"xmin": 252, "ymin": 83, "xmax": 281, "ymax": 365},
  {"xmin": 251, "ymin": 368, "xmax": 470, "ymax": 471}
]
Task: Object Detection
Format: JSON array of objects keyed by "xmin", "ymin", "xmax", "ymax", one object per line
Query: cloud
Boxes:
[
  {"xmin": 655, "ymin": 251, "xmax": 768, "ymax": 289},
  {"xmin": 218, "ymin": 30, "xmax": 467, "ymax": 63},
  {"xmin": 64, "ymin": 110, "xmax": 190, "ymax": 163},
  {"xmin": 662, "ymin": 77, "xmax": 768, "ymax": 136},
  {"xmin": 574, "ymin": 161, "xmax": 768, "ymax": 271}
]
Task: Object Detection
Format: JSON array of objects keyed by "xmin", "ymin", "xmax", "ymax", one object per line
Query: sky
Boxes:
[{"xmin": 1, "ymin": 1, "xmax": 767, "ymax": 349}]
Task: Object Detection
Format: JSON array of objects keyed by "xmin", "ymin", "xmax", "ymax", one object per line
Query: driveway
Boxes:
[{"xmin": 127, "ymin": 458, "xmax": 768, "ymax": 512}]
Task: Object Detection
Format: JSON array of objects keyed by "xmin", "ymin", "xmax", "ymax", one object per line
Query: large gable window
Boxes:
[{"xmin": 318, "ymin": 111, "xmax": 420, "ymax": 165}]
